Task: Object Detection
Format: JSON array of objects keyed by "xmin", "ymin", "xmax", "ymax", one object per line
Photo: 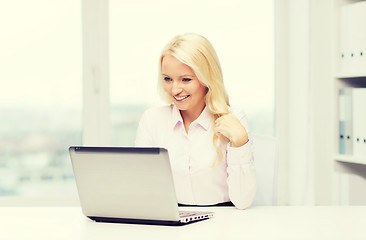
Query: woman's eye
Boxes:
[
  {"xmin": 164, "ymin": 77, "xmax": 172, "ymax": 81},
  {"xmin": 182, "ymin": 78, "xmax": 192, "ymax": 82}
]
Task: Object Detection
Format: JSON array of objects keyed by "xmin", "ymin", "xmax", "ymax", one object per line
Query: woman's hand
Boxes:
[{"xmin": 215, "ymin": 114, "xmax": 249, "ymax": 148}]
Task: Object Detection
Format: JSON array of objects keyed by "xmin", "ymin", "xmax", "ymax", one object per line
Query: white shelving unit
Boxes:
[
  {"xmin": 335, "ymin": 154, "xmax": 366, "ymax": 165},
  {"xmin": 332, "ymin": 0, "xmax": 366, "ymax": 205},
  {"xmin": 333, "ymin": 0, "xmax": 366, "ymax": 166}
]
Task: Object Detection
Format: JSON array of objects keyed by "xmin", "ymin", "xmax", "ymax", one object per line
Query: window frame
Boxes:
[{"xmin": 0, "ymin": 0, "xmax": 109, "ymax": 206}]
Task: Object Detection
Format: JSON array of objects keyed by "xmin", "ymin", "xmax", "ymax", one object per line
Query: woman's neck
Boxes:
[{"xmin": 180, "ymin": 104, "xmax": 206, "ymax": 133}]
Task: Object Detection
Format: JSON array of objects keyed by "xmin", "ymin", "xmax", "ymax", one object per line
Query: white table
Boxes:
[{"xmin": 1, "ymin": 206, "xmax": 365, "ymax": 240}]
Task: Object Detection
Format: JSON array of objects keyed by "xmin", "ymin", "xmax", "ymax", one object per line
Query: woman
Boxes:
[{"xmin": 135, "ymin": 33, "xmax": 256, "ymax": 210}]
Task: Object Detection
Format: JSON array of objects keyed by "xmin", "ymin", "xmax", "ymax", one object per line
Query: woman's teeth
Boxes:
[{"xmin": 174, "ymin": 95, "xmax": 190, "ymax": 101}]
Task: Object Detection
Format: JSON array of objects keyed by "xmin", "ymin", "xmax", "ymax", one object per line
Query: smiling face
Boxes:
[{"xmin": 161, "ymin": 54, "xmax": 207, "ymax": 120}]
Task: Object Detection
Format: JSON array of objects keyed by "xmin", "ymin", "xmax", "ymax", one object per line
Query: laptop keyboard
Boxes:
[{"xmin": 179, "ymin": 211, "xmax": 199, "ymax": 217}]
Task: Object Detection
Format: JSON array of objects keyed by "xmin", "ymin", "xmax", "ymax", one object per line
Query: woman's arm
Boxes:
[
  {"xmin": 215, "ymin": 112, "xmax": 257, "ymax": 209},
  {"xmin": 226, "ymin": 140, "xmax": 257, "ymax": 209}
]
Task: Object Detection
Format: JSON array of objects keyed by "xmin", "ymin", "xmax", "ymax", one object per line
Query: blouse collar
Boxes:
[{"xmin": 171, "ymin": 104, "xmax": 212, "ymax": 131}]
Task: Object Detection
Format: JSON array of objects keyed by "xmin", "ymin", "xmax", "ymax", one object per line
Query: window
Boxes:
[
  {"xmin": 0, "ymin": 0, "xmax": 273, "ymax": 202},
  {"xmin": 109, "ymin": 0, "xmax": 274, "ymax": 146},
  {"xmin": 0, "ymin": 1, "xmax": 81, "ymax": 198}
]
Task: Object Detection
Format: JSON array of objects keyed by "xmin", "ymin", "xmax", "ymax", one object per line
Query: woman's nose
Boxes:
[{"xmin": 171, "ymin": 81, "xmax": 182, "ymax": 95}]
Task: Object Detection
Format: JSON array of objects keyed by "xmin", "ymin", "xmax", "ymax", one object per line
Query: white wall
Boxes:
[{"xmin": 275, "ymin": 0, "xmax": 334, "ymax": 205}]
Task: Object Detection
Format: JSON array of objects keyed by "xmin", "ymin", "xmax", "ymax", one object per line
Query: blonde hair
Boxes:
[{"xmin": 158, "ymin": 33, "xmax": 230, "ymax": 166}]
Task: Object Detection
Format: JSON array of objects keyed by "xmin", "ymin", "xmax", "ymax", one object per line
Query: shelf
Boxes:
[
  {"xmin": 335, "ymin": 74, "xmax": 366, "ymax": 79},
  {"xmin": 334, "ymin": 154, "xmax": 366, "ymax": 165}
]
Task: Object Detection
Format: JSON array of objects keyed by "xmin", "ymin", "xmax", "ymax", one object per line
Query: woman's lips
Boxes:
[{"xmin": 174, "ymin": 95, "xmax": 190, "ymax": 101}]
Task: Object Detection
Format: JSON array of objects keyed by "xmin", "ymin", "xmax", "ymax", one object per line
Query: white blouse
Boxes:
[{"xmin": 135, "ymin": 105, "xmax": 256, "ymax": 209}]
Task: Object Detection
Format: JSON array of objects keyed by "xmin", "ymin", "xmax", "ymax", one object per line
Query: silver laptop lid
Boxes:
[{"xmin": 69, "ymin": 147, "xmax": 180, "ymax": 222}]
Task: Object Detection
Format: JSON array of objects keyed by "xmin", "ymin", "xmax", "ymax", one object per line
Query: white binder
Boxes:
[
  {"xmin": 339, "ymin": 5, "xmax": 349, "ymax": 74},
  {"xmin": 347, "ymin": 3, "xmax": 357, "ymax": 75},
  {"xmin": 344, "ymin": 88, "xmax": 353, "ymax": 155},
  {"xmin": 359, "ymin": 2, "xmax": 366, "ymax": 73},
  {"xmin": 352, "ymin": 88, "xmax": 366, "ymax": 157},
  {"xmin": 339, "ymin": 89, "xmax": 346, "ymax": 154},
  {"xmin": 339, "ymin": 88, "xmax": 353, "ymax": 155},
  {"xmin": 346, "ymin": 2, "xmax": 366, "ymax": 75}
]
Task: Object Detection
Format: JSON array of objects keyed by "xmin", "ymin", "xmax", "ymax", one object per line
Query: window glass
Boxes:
[
  {"xmin": 109, "ymin": 0, "xmax": 274, "ymax": 146},
  {"xmin": 0, "ymin": 1, "xmax": 81, "ymax": 197}
]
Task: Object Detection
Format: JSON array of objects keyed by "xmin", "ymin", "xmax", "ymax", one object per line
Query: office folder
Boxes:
[
  {"xmin": 359, "ymin": 2, "xmax": 366, "ymax": 73},
  {"xmin": 339, "ymin": 5, "xmax": 349, "ymax": 74},
  {"xmin": 347, "ymin": 3, "xmax": 358, "ymax": 75},
  {"xmin": 344, "ymin": 89, "xmax": 353, "ymax": 155},
  {"xmin": 339, "ymin": 88, "xmax": 346, "ymax": 154},
  {"xmin": 339, "ymin": 88, "xmax": 353, "ymax": 155},
  {"xmin": 350, "ymin": 2, "xmax": 366, "ymax": 75},
  {"xmin": 339, "ymin": 2, "xmax": 366, "ymax": 75},
  {"xmin": 352, "ymin": 88, "xmax": 366, "ymax": 157}
]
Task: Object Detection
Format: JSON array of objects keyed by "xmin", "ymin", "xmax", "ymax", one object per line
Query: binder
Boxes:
[
  {"xmin": 339, "ymin": 88, "xmax": 346, "ymax": 154},
  {"xmin": 345, "ymin": 2, "xmax": 366, "ymax": 75},
  {"xmin": 339, "ymin": 5, "xmax": 349, "ymax": 74},
  {"xmin": 344, "ymin": 88, "xmax": 353, "ymax": 155},
  {"xmin": 339, "ymin": 88, "xmax": 353, "ymax": 155},
  {"xmin": 352, "ymin": 88, "xmax": 366, "ymax": 157},
  {"xmin": 359, "ymin": 2, "xmax": 366, "ymax": 73},
  {"xmin": 347, "ymin": 3, "xmax": 357, "ymax": 75}
]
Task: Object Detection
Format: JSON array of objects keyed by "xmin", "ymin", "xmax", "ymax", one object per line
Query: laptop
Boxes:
[{"xmin": 69, "ymin": 146, "xmax": 214, "ymax": 226}]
